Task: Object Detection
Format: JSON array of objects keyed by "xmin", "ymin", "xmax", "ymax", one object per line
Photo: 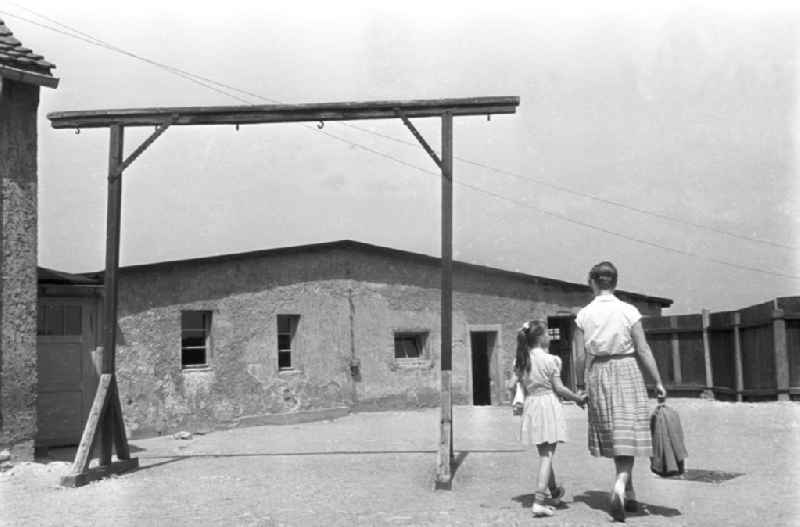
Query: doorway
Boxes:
[
  {"xmin": 547, "ymin": 315, "xmax": 576, "ymax": 390},
  {"xmin": 471, "ymin": 331, "xmax": 497, "ymax": 405},
  {"xmin": 36, "ymin": 298, "xmax": 99, "ymax": 447}
]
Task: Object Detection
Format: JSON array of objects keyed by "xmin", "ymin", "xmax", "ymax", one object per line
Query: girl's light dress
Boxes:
[{"xmin": 518, "ymin": 348, "xmax": 568, "ymax": 446}]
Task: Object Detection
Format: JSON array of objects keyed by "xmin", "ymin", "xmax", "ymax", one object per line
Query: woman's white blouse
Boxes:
[{"xmin": 576, "ymin": 293, "xmax": 642, "ymax": 356}]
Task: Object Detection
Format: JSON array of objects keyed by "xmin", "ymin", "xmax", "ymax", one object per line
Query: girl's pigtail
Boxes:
[{"xmin": 515, "ymin": 327, "xmax": 531, "ymax": 376}]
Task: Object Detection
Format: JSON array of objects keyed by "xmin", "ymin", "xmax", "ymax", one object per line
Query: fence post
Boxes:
[
  {"xmin": 773, "ymin": 299, "xmax": 790, "ymax": 401},
  {"xmin": 734, "ymin": 312, "xmax": 743, "ymax": 402},
  {"xmin": 670, "ymin": 316, "xmax": 682, "ymax": 386},
  {"xmin": 701, "ymin": 309, "xmax": 714, "ymax": 399}
]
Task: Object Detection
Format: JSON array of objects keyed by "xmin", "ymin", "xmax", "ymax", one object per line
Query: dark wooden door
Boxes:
[
  {"xmin": 36, "ymin": 299, "xmax": 98, "ymax": 447},
  {"xmin": 471, "ymin": 332, "xmax": 492, "ymax": 405}
]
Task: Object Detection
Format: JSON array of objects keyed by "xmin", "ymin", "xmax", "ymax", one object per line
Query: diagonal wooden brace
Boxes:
[
  {"xmin": 396, "ymin": 108, "xmax": 442, "ymax": 169},
  {"xmin": 60, "ymin": 374, "xmax": 139, "ymax": 487},
  {"xmin": 109, "ymin": 114, "xmax": 179, "ymax": 180}
]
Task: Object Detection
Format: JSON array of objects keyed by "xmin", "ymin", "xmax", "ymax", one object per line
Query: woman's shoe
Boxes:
[
  {"xmin": 609, "ymin": 491, "xmax": 626, "ymax": 522},
  {"xmin": 531, "ymin": 503, "xmax": 555, "ymax": 517}
]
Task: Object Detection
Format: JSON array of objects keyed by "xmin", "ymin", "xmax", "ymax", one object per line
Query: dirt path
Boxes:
[{"xmin": 2, "ymin": 399, "xmax": 798, "ymax": 526}]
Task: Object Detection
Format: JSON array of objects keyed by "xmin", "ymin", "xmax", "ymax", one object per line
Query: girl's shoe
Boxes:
[
  {"xmin": 531, "ymin": 503, "xmax": 555, "ymax": 517},
  {"xmin": 609, "ymin": 491, "xmax": 626, "ymax": 522},
  {"xmin": 549, "ymin": 485, "xmax": 565, "ymax": 507}
]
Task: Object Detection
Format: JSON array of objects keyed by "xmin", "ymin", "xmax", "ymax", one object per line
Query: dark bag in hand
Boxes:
[{"xmin": 650, "ymin": 399, "xmax": 688, "ymax": 477}]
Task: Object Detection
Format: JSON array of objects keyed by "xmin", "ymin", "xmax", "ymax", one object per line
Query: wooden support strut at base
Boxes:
[{"xmin": 60, "ymin": 374, "xmax": 138, "ymax": 487}]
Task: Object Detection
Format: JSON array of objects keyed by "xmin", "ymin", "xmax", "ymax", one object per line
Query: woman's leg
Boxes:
[
  {"xmin": 611, "ymin": 455, "xmax": 634, "ymax": 521},
  {"xmin": 626, "ymin": 468, "xmax": 635, "ymax": 499},
  {"xmin": 613, "ymin": 455, "xmax": 633, "ymax": 495},
  {"xmin": 624, "ymin": 461, "xmax": 642, "ymax": 512}
]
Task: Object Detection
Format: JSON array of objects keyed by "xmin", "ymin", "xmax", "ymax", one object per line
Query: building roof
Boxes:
[
  {"xmin": 0, "ymin": 18, "xmax": 58, "ymax": 88},
  {"xmin": 38, "ymin": 266, "xmax": 101, "ymax": 286},
  {"xmin": 79, "ymin": 239, "xmax": 673, "ymax": 308}
]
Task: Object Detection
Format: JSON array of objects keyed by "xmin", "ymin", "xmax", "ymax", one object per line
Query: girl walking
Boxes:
[{"xmin": 510, "ymin": 320, "xmax": 587, "ymax": 518}]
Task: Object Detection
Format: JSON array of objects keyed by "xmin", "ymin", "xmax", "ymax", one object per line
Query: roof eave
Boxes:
[
  {"xmin": 82, "ymin": 240, "xmax": 673, "ymax": 307},
  {"xmin": 0, "ymin": 64, "xmax": 59, "ymax": 88}
]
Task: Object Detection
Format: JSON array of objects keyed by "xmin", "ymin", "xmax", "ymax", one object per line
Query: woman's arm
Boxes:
[
  {"xmin": 631, "ymin": 321, "xmax": 667, "ymax": 398},
  {"xmin": 573, "ymin": 327, "xmax": 587, "ymax": 388}
]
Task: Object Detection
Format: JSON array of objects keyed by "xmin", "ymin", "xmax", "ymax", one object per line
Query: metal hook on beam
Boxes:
[
  {"xmin": 486, "ymin": 114, "xmax": 491, "ymax": 121},
  {"xmin": 75, "ymin": 128, "xmax": 81, "ymax": 135},
  {"xmin": 317, "ymin": 120, "xmax": 325, "ymax": 130},
  {"xmin": 235, "ymin": 123, "xmax": 240, "ymax": 131}
]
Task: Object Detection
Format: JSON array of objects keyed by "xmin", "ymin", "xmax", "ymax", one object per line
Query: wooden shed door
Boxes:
[{"xmin": 36, "ymin": 299, "xmax": 98, "ymax": 447}]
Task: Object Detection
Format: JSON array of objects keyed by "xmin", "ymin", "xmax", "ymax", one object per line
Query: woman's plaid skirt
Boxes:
[{"xmin": 586, "ymin": 354, "xmax": 652, "ymax": 458}]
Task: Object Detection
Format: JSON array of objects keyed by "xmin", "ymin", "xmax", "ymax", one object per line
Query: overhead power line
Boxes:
[
  {"xmin": 4, "ymin": 4, "xmax": 795, "ymax": 252},
  {"xmin": 317, "ymin": 130, "xmax": 800, "ymax": 281},
  {"xmin": 3, "ymin": 6, "xmax": 798, "ymax": 281}
]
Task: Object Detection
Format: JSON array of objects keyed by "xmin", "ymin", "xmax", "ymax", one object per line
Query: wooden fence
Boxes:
[{"xmin": 641, "ymin": 297, "xmax": 799, "ymax": 401}]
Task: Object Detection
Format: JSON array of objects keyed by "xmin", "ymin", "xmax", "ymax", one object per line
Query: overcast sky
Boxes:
[{"xmin": 4, "ymin": 0, "xmax": 799, "ymax": 313}]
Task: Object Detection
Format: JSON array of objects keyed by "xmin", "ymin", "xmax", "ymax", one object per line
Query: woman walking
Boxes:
[{"xmin": 574, "ymin": 261, "xmax": 667, "ymax": 522}]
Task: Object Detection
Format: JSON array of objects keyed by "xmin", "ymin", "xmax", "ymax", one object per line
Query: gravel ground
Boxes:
[{"xmin": 1, "ymin": 399, "xmax": 798, "ymax": 526}]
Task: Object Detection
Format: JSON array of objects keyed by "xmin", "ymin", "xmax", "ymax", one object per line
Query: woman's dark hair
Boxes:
[
  {"xmin": 515, "ymin": 320, "xmax": 548, "ymax": 376},
  {"xmin": 589, "ymin": 261, "xmax": 618, "ymax": 290}
]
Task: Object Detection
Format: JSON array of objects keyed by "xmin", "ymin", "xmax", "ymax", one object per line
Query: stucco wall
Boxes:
[
  {"xmin": 112, "ymin": 247, "xmax": 665, "ymax": 437},
  {"xmin": 116, "ymin": 279, "xmax": 352, "ymax": 437},
  {"xmin": 0, "ymin": 79, "xmax": 39, "ymax": 460}
]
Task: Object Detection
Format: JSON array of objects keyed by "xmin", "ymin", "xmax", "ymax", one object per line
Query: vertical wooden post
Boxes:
[
  {"xmin": 670, "ymin": 316, "xmax": 682, "ymax": 386},
  {"xmin": 733, "ymin": 312, "xmax": 743, "ymax": 402},
  {"xmin": 100, "ymin": 124, "xmax": 125, "ymax": 465},
  {"xmin": 436, "ymin": 112, "xmax": 453, "ymax": 490},
  {"xmin": 701, "ymin": 309, "xmax": 714, "ymax": 399},
  {"xmin": 62, "ymin": 124, "xmax": 138, "ymax": 487},
  {"xmin": 773, "ymin": 299, "xmax": 790, "ymax": 401}
]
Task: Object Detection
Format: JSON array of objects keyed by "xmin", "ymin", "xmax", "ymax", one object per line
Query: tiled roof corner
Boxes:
[{"xmin": 0, "ymin": 17, "xmax": 58, "ymax": 86}]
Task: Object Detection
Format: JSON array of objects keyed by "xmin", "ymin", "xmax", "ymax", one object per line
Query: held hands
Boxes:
[{"xmin": 575, "ymin": 390, "xmax": 589, "ymax": 409}]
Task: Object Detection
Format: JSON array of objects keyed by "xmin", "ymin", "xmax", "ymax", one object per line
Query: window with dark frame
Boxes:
[
  {"xmin": 277, "ymin": 315, "xmax": 299, "ymax": 370},
  {"xmin": 394, "ymin": 332, "xmax": 428, "ymax": 359},
  {"xmin": 181, "ymin": 311, "xmax": 212, "ymax": 369}
]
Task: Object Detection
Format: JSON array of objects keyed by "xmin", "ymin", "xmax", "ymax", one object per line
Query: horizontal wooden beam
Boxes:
[{"xmin": 47, "ymin": 96, "xmax": 520, "ymax": 129}]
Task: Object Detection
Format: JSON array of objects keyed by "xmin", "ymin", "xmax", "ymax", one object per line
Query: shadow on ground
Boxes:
[
  {"xmin": 511, "ymin": 494, "xmax": 570, "ymax": 510},
  {"xmin": 573, "ymin": 490, "xmax": 682, "ymax": 518},
  {"xmin": 35, "ymin": 444, "xmax": 146, "ymax": 464},
  {"xmin": 663, "ymin": 468, "xmax": 744, "ymax": 483},
  {"xmin": 132, "ymin": 448, "xmax": 519, "ymax": 475}
]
